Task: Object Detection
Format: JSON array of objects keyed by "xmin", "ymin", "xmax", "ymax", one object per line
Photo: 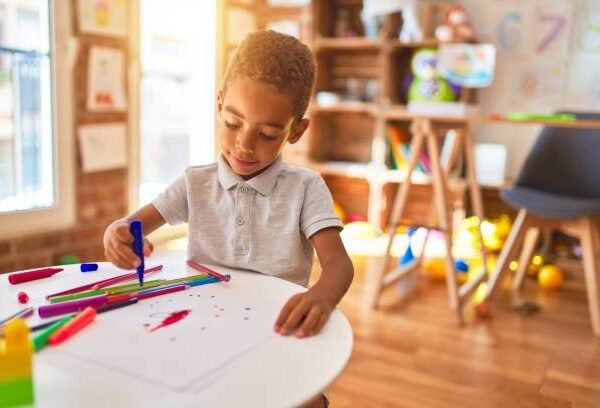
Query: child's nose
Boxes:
[{"xmin": 237, "ymin": 130, "xmax": 255, "ymax": 153}]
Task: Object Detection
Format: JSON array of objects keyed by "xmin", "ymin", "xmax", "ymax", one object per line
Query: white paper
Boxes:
[
  {"xmin": 78, "ymin": 123, "xmax": 127, "ymax": 172},
  {"xmin": 54, "ymin": 269, "xmax": 287, "ymax": 390},
  {"xmin": 87, "ymin": 46, "xmax": 127, "ymax": 112},
  {"xmin": 77, "ymin": 0, "xmax": 126, "ymax": 37}
]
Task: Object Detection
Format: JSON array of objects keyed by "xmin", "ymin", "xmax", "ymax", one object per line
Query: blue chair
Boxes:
[{"xmin": 486, "ymin": 112, "xmax": 600, "ymax": 336}]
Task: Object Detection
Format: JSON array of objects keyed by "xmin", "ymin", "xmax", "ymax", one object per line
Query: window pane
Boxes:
[
  {"xmin": 0, "ymin": 1, "xmax": 52, "ymax": 213},
  {"xmin": 139, "ymin": 0, "xmax": 216, "ymax": 205}
]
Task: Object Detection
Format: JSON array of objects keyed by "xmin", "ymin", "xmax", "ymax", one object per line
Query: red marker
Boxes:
[
  {"xmin": 48, "ymin": 306, "xmax": 96, "ymax": 345},
  {"xmin": 8, "ymin": 267, "xmax": 63, "ymax": 284},
  {"xmin": 187, "ymin": 260, "xmax": 230, "ymax": 282}
]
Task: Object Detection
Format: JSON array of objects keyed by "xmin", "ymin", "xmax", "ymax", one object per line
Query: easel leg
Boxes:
[
  {"xmin": 426, "ymin": 125, "xmax": 462, "ymax": 325},
  {"xmin": 485, "ymin": 209, "xmax": 531, "ymax": 300},
  {"xmin": 371, "ymin": 125, "xmax": 427, "ymax": 308},
  {"xmin": 461, "ymin": 128, "xmax": 489, "ymax": 282}
]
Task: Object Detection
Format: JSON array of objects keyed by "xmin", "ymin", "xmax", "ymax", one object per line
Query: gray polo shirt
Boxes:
[{"xmin": 152, "ymin": 154, "xmax": 342, "ymax": 286}]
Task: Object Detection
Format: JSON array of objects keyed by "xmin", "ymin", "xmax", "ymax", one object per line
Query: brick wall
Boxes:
[{"xmin": 0, "ymin": 2, "xmax": 130, "ymax": 273}]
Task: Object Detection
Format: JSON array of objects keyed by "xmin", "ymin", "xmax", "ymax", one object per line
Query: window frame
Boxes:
[{"xmin": 0, "ymin": 1, "xmax": 75, "ymax": 239}]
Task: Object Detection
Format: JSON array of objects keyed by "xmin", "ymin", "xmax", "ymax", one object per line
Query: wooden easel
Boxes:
[{"xmin": 371, "ymin": 117, "xmax": 488, "ymax": 325}]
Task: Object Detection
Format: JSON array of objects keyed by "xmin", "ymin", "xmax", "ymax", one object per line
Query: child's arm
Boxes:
[
  {"xmin": 103, "ymin": 204, "xmax": 166, "ymax": 270},
  {"xmin": 274, "ymin": 228, "xmax": 353, "ymax": 338}
]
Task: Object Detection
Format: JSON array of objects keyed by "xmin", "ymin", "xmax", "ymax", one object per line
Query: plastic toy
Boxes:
[
  {"xmin": 455, "ymin": 259, "xmax": 469, "ymax": 283},
  {"xmin": 435, "ymin": 4, "xmax": 477, "ymax": 43},
  {"xmin": 399, "ymin": 228, "xmax": 417, "ymax": 266},
  {"xmin": 0, "ymin": 319, "xmax": 34, "ymax": 407},
  {"xmin": 408, "ymin": 48, "xmax": 458, "ymax": 103},
  {"xmin": 538, "ymin": 265, "xmax": 563, "ymax": 289},
  {"xmin": 399, "ymin": 0, "xmax": 423, "ymax": 43}
]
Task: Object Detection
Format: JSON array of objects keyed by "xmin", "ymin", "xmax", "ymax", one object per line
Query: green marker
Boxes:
[{"xmin": 32, "ymin": 316, "xmax": 72, "ymax": 352}]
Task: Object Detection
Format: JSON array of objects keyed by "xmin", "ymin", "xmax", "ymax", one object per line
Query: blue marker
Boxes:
[{"xmin": 129, "ymin": 220, "xmax": 145, "ymax": 286}]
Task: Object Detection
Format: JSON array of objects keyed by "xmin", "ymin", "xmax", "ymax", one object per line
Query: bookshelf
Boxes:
[{"xmin": 301, "ymin": 0, "xmax": 478, "ymax": 230}]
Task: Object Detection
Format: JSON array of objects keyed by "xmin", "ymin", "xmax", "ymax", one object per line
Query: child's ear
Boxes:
[
  {"xmin": 217, "ymin": 90, "xmax": 224, "ymax": 112},
  {"xmin": 288, "ymin": 118, "xmax": 309, "ymax": 144}
]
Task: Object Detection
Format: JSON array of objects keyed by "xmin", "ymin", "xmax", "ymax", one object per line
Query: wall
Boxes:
[
  {"xmin": 463, "ymin": 0, "xmax": 600, "ymax": 178},
  {"xmin": 0, "ymin": 1, "xmax": 130, "ymax": 273}
]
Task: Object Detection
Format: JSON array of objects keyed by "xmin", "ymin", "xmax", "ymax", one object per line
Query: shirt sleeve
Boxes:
[
  {"xmin": 152, "ymin": 175, "xmax": 189, "ymax": 225},
  {"xmin": 300, "ymin": 175, "xmax": 343, "ymax": 239}
]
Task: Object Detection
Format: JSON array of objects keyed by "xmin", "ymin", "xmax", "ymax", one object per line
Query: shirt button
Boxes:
[
  {"xmin": 241, "ymin": 186, "xmax": 249, "ymax": 193},
  {"xmin": 236, "ymin": 217, "xmax": 244, "ymax": 225}
]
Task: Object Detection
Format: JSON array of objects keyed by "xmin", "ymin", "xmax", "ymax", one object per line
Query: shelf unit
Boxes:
[
  {"xmin": 297, "ymin": 0, "xmax": 476, "ymax": 230},
  {"xmin": 220, "ymin": 0, "xmax": 474, "ymax": 230}
]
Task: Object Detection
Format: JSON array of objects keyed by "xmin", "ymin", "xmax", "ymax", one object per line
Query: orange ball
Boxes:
[{"xmin": 538, "ymin": 265, "xmax": 563, "ymax": 290}]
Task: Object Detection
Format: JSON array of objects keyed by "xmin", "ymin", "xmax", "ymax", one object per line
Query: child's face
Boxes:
[{"xmin": 217, "ymin": 78, "xmax": 309, "ymax": 179}]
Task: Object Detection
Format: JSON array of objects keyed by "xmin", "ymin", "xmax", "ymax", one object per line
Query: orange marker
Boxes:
[{"xmin": 48, "ymin": 306, "xmax": 96, "ymax": 345}]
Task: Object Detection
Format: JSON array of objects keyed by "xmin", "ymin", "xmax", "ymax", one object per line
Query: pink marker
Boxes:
[{"xmin": 187, "ymin": 260, "xmax": 230, "ymax": 282}]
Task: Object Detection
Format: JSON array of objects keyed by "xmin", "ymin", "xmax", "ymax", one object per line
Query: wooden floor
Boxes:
[{"xmin": 317, "ymin": 255, "xmax": 600, "ymax": 408}]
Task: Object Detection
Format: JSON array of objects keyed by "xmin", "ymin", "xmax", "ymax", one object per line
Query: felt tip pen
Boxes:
[
  {"xmin": 0, "ymin": 307, "xmax": 34, "ymax": 327},
  {"xmin": 39, "ymin": 295, "xmax": 107, "ymax": 318},
  {"xmin": 48, "ymin": 306, "xmax": 96, "ymax": 345},
  {"xmin": 187, "ymin": 260, "xmax": 230, "ymax": 282},
  {"xmin": 45, "ymin": 264, "xmax": 163, "ymax": 299},
  {"xmin": 32, "ymin": 315, "xmax": 72, "ymax": 352},
  {"xmin": 8, "ymin": 267, "xmax": 64, "ymax": 284},
  {"xmin": 130, "ymin": 220, "xmax": 145, "ymax": 286}
]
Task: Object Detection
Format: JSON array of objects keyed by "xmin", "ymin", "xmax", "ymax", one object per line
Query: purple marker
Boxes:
[{"xmin": 38, "ymin": 295, "xmax": 107, "ymax": 318}]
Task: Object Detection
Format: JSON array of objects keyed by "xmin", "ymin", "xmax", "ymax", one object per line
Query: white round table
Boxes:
[{"xmin": 0, "ymin": 262, "xmax": 353, "ymax": 407}]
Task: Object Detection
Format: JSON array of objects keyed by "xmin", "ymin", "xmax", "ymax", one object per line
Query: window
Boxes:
[
  {"xmin": 137, "ymin": 0, "xmax": 216, "ymax": 206},
  {"xmin": 0, "ymin": 1, "xmax": 74, "ymax": 238}
]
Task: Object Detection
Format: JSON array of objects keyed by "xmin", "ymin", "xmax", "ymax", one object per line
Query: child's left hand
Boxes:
[{"xmin": 274, "ymin": 289, "xmax": 334, "ymax": 338}]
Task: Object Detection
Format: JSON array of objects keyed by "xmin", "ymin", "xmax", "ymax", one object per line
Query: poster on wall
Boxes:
[
  {"xmin": 78, "ymin": 123, "xmax": 127, "ymax": 173},
  {"xmin": 472, "ymin": 0, "xmax": 572, "ymax": 58},
  {"xmin": 77, "ymin": 0, "xmax": 126, "ymax": 37},
  {"xmin": 437, "ymin": 44, "xmax": 496, "ymax": 88},
  {"xmin": 87, "ymin": 46, "xmax": 127, "ymax": 112},
  {"xmin": 490, "ymin": 58, "xmax": 567, "ymax": 111}
]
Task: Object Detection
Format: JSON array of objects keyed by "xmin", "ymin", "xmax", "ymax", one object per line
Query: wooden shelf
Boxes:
[
  {"xmin": 301, "ymin": 160, "xmax": 441, "ymax": 186},
  {"xmin": 303, "ymin": 160, "xmax": 372, "ymax": 180},
  {"xmin": 314, "ymin": 37, "xmax": 383, "ymax": 51},
  {"xmin": 310, "ymin": 102, "xmax": 377, "ymax": 115},
  {"xmin": 387, "ymin": 38, "xmax": 468, "ymax": 50}
]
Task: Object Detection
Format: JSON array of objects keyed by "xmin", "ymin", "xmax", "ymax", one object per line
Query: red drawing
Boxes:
[{"xmin": 147, "ymin": 310, "xmax": 191, "ymax": 333}]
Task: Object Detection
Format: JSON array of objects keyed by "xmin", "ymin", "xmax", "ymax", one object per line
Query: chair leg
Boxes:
[
  {"xmin": 486, "ymin": 209, "xmax": 531, "ymax": 300},
  {"xmin": 580, "ymin": 217, "xmax": 600, "ymax": 337},
  {"xmin": 512, "ymin": 226, "xmax": 541, "ymax": 299}
]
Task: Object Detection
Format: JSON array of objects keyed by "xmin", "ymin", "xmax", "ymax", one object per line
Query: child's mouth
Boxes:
[{"xmin": 233, "ymin": 155, "xmax": 257, "ymax": 168}]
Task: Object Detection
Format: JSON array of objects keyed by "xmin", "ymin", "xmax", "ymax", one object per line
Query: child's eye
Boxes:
[
  {"xmin": 260, "ymin": 133, "xmax": 279, "ymax": 141},
  {"xmin": 224, "ymin": 121, "xmax": 241, "ymax": 129}
]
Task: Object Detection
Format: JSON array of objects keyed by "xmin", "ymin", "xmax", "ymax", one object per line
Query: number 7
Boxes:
[{"xmin": 536, "ymin": 13, "xmax": 566, "ymax": 53}]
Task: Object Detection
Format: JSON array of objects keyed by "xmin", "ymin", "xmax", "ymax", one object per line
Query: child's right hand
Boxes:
[{"xmin": 103, "ymin": 220, "xmax": 154, "ymax": 269}]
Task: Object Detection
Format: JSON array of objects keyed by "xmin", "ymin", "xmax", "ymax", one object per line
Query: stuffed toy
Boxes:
[{"xmin": 435, "ymin": 4, "xmax": 477, "ymax": 43}]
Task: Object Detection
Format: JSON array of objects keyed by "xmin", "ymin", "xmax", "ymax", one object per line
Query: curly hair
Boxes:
[{"xmin": 222, "ymin": 30, "xmax": 316, "ymax": 123}]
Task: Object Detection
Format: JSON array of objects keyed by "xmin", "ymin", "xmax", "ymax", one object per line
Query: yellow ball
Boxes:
[
  {"xmin": 538, "ymin": 265, "xmax": 563, "ymax": 290},
  {"xmin": 423, "ymin": 258, "xmax": 446, "ymax": 280}
]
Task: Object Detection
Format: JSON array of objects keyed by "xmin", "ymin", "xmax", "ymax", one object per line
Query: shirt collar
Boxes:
[{"xmin": 217, "ymin": 154, "xmax": 283, "ymax": 196}]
